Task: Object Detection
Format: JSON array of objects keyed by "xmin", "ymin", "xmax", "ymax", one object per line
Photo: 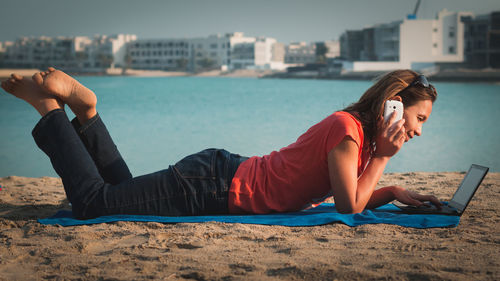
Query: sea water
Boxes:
[{"xmin": 0, "ymin": 76, "xmax": 499, "ymax": 177}]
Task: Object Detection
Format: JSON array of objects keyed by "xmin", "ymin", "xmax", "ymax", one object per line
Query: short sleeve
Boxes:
[{"xmin": 324, "ymin": 112, "xmax": 362, "ymax": 155}]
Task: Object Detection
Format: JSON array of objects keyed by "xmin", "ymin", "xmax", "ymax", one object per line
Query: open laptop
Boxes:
[{"xmin": 394, "ymin": 164, "xmax": 489, "ymax": 216}]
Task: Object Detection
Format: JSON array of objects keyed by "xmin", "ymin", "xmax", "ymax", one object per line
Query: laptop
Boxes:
[{"xmin": 394, "ymin": 164, "xmax": 489, "ymax": 216}]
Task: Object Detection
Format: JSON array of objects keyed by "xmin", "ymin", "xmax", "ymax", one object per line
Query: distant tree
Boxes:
[
  {"xmin": 97, "ymin": 53, "xmax": 113, "ymax": 69},
  {"xmin": 122, "ymin": 53, "xmax": 132, "ymax": 75},
  {"xmin": 75, "ymin": 51, "xmax": 88, "ymax": 70},
  {"xmin": 197, "ymin": 57, "xmax": 215, "ymax": 70},
  {"xmin": 315, "ymin": 42, "xmax": 329, "ymax": 63},
  {"xmin": 176, "ymin": 58, "xmax": 188, "ymax": 71}
]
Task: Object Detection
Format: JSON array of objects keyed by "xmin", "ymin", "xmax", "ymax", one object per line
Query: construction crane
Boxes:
[{"xmin": 407, "ymin": 0, "xmax": 421, "ymax": 20}]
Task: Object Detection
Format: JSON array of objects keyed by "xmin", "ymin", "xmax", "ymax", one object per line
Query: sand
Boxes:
[{"xmin": 0, "ymin": 172, "xmax": 499, "ymax": 281}]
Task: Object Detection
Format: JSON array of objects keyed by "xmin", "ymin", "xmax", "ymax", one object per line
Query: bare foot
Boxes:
[
  {"xmin": 1, "ymin": 74, "xmax": 63, "ymax": 116},
  {"xmin": 33, "ymin": 67, "xmax": 97, "ymax": 124}
]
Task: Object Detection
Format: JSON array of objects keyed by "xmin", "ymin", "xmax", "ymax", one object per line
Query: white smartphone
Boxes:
[{"xmin": 384, "ymin": 100, "xmax": 403, "ymax": 124}]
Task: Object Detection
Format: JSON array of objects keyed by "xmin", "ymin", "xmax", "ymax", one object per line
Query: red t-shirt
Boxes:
[{"xmin": 228, "ymin": 111, "xmax": 371, "ymax": 214}]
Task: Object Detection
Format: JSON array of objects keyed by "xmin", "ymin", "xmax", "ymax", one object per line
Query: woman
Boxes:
[{"xmin": 1, "ymin": 68, "xmax": 441, "ymax": 219}]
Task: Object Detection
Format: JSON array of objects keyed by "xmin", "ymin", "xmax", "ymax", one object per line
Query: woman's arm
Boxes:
[
  {"xmin": 328, "ymin": 114, "xmax": 406, "ymax": 214},
  {"xmin": 327, "ymin": 141, "xmax": 390, "ymax": 214},
  {"xmin": 366, "ymin": 185, "xmax": 442, "ymax": 209}
]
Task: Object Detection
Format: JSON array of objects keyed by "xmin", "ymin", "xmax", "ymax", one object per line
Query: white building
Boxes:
[
  {"xmin": 0, "ymin": 34, "xmax": 136, "ymax": 72},
  {"xmin": 284, "ymin": 42, "xmax": 316, "ymax": 64},
  {"xmin": 127, "ymin": 32, "xmax": 281, "ymax": 72},
  {"xmin": 1, "ymin": 32, "xmax": 284, "ymax": 72},
  {"xmin": 230, "ymin": 36, "xmax": 280, "ymax": 70},
  {"xmin": 128, "ymin": 38, "xmax": 190, "ymax": 70},
  {"xmin": 342, "ymin": 9, "xmax": 473, "ymax": 72},
  {"xmin": 324, "ymin": 40, "xmax": 340, "ymax": 58}
]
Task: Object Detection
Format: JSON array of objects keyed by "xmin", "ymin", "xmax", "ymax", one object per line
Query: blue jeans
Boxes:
[{"xmin": 32, "ymin": 109, "xmax": 248, "ymax": 219}]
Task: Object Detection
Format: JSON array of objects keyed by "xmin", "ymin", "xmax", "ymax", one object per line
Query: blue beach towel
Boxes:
[{"xmin": 38, "ymin": 203, "xmax": 460, "ymax": 228}]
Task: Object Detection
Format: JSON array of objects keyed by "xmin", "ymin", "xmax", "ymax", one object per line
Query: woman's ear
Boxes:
[{"xmin": 389, "ymin": 96, "xmax": 403, "ymax": 102}]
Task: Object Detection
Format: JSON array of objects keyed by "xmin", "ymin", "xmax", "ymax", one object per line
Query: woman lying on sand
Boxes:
[{"xmin": 1, "ymin": 68, "xmax": 442, "ymax": 219}]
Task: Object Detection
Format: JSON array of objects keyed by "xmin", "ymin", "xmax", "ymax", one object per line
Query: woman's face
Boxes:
[{"xmin": 402, "ymin": 99, "xmax": 433, "ymax": 142}]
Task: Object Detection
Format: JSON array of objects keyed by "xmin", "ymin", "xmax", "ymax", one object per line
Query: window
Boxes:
[
  {"xmin": 433, "ymin": 43, "xmax": 438, "ymax": 48},
  {"xmin": 433, "ymin": 28, "xmax": 438, "ymax": 32},
  {"xmin": 449, "ymin": 31, "xmax": 455, "ymax": 38},
  {"xmin": 210, "ymin": 43, "xmax": 218, "ymax": 49},
  {"xmin": 449, "ymin": 46, "xmax": 455, "ymax": 54}
]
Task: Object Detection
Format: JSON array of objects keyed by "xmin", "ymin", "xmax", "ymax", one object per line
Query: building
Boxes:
[
  {"xmin": 0, "ymin": 34, "xmax": 136, "ymax": 72},
  {"xmin": 339, "ymin": 31, "xmax": 364, "ymax": 61},
  {"xmin": 127, "ymin": 32, "xmax": 279, "ymax": 72},
  {"xmin": 399, "ymin": 9, "xmax": 473, "ymax": 67},
  {"xmin": 462, "ymin": 11, "xmax": 500, "ymax": 68},
  {"xmin": 229, "ymin": 34, "xmax": 281, "ymax": 70},
  {"xmin": 373, "ymin": 21, "xmax": 401, "ymax": 61},
  {"xmin": 1, "ymin": 32, "xmax": 284, "ymax": 72},
  {"xmin": 337, "ymin": 9, "xmax": 473, "ymax": 72},
  {"xmin": 284, "ymin": 42, "xmax": 316, "ymax": 64},
  {"xmin": 324, "ymin": 40, "xmax": 340, "ymax": 58},
  {"xmin": 127, "ymin": 38, "xmax": 191, "ymax": 71}
]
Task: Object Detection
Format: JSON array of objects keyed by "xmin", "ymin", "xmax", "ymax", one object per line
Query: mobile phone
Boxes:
[{"xmin": 384, "ymin": 100, "xmax": 403, "ymax": 124}]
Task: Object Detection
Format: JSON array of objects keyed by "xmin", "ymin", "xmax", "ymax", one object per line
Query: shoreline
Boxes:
[
  {"xmin": 1, "ymin": 172, "xmax": 499, "ymax": 280},
  {"xmin": 2, "ymin": 68, "xmax": 500, "ymax": 82},
  {"xmin": 0, "ymin": 68, "xmax": 274, "ymax": 80},
  {"xmin": 264, "ymin": 69, "xmax": 500, "ymax": 83}
]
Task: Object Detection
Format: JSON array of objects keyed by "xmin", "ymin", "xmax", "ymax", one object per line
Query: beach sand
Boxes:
[{"xmin": 0, "ymin": 172, "xmax": 499, "ymax": 280}]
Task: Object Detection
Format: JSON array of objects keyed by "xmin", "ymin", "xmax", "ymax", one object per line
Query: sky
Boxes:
[{"xmin": 1, "ymin": 0, "xmax": 499, "ymax": 44}]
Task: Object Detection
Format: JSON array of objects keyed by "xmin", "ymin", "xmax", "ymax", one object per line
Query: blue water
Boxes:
[{"xmin": 1, "ymin": 76, "xmax": 499, "ymax": 177}]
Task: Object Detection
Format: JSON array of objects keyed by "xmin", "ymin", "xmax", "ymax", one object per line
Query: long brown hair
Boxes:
[{"xmin": 342, "ymin": 69, "xmax": 437, "ymax": 151}]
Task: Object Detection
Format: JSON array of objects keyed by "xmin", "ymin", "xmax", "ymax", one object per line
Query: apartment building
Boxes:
[
  {"xmin": 127, "ymin": 32, "xmax": 279, "ymax": 72},
  {"xmin": 340, "ymin": 31, "xmax": 363, "ymax": 61},
  {"xmin": 399, "ymin": 9, "xmax": 473, "ymax": 66},
  {"xmin": 0, "ymin": 34, "xmax": 136, "ymax": 72},
  {"xmin": 1, "ymin": 32, "xmax": 286, "ymax": 72},
  {"xmin": 462, "ymin": 11, "xmax": 500, "ymax": 68},
  {"xmin": 324, "ymin": 40, "xmax": 340, "ymax": 58},
  {"xmin": 338, "ymin": 9, "xmax": 473, "ymax": 72},
  {"xmin": 128, "ymin": 39, "xmax": 190, "ymax": 70},
  {"xmin": 284, "ymin": 42, "xmax": 316, "ymax": 64},
  {"xmin": 231, "ymin": 36, "xmax": 279, "ymax": 70}
]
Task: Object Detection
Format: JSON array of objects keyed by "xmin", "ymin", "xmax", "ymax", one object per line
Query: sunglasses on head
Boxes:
[{"xmin": 398, "ymin": 75, "xmax": 435, "ymax": 94}]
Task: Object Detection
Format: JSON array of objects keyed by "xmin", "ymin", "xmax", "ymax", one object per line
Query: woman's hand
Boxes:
[
  {"xmin": 374, "ymin": 112, "xmax": 406, "ymax": 158},
  {"xmin": 392, "ymin": 186, "xmax": 442, "ymax": 209}
]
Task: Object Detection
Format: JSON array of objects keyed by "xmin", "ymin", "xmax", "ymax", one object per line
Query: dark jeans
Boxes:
[{"xmin": 32, "ymin": 109, "xmax": 248, "ymax": 219}]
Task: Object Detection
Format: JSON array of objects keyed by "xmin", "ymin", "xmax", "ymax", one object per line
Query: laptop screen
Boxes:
[{"xmin": 449, "ymin": 165, "xmax": 489, "ymax": 211}]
